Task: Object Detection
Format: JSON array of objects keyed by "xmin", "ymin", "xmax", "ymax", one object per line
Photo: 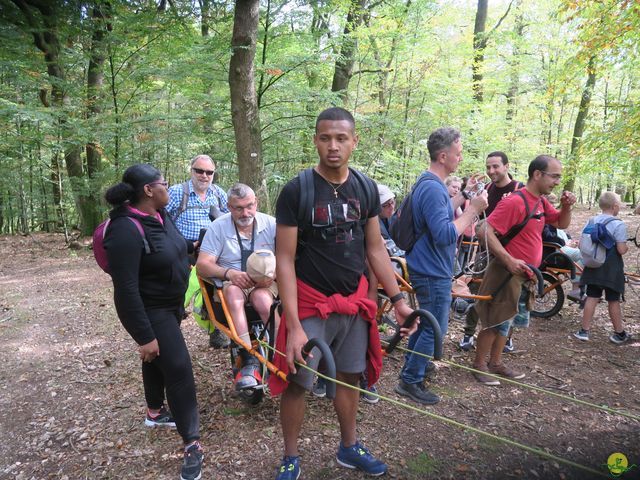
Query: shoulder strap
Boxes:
[
  {"xmin": 172, "ymin": 181, "xmax": 190, "ymax": 221},
  {"xmin": 499, "ymin": 191, "xmax": 542, "ymax": 247},
  {"xmin": 104, "ymin": 216, "xmax": 150, "ymax": 254},
  {"xmin": 297, "ymin": 168, "xmax": 315, "ymax": 228},
  {"xmin": 349, "ymin": 167, "xmax": 377, "ymax": 221}
]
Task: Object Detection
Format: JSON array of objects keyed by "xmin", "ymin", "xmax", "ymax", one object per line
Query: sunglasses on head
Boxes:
[{"xmin": 192, "ymin": 167, "xmax": 215, "ymax": 176}]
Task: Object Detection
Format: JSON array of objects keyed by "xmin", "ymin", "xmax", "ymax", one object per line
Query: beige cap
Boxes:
[
  {"xmin": 378, "ymin": 184, "xmax": 395, "ymax": 205},
  {"xmin": 246, "ymin": 249, "xmax": 276, "ymax": 282}
]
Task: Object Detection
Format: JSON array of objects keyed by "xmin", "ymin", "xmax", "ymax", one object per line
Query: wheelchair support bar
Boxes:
[
  {"xmin": 295, "ymin": 338, "xmax": 337, "ymax": 400},
  {"xmin": 540, "ymin": 252, "xmax": 576, "ymax": 279},
  {"xmin": 385, "ymin": 309, "xmax": 443, "ymax": 360}
]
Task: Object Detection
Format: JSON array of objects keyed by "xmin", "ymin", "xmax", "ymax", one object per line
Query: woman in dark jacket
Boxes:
[{"xmin": 103, "ymin": 164, "xmax": 203, "ymax": 480}]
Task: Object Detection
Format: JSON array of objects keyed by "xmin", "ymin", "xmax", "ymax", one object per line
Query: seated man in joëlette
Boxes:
[{"xmin": 196, "ymin": 183, "xmax": 277, "ymax": 389}]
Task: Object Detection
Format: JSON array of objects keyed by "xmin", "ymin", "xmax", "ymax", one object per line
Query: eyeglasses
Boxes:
[
  {"xmin": 230, "ymin": 202, "xmax": 256, "ymax": 213},
  {"xmin": 148, "ymin": 181, "xmax": 168, "ymax": 188},
  {"xmin": 192, "ymin": 167, "xmax": 215, "ymax": 176},
  {"xmin": 541, "ymin": 171, "xmax": 562, "ymax": 180}
]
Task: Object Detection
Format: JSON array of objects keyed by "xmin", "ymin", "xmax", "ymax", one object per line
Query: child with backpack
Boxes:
[{"xmin": 574, "ymin": 192, "xmax": 631, "ymax": 344}]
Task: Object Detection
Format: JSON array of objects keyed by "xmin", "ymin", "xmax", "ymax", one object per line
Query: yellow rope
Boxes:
[
  {"xmin": 388, "ymin": 342, "xmax": 640, "ymax": 422},
  {"xmin": 260, "ymin": 341, "xmax": 610, "ymax": 478}
]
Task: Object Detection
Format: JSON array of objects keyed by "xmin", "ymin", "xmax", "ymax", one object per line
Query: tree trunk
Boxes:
[
  {"xmin": 229, "ymin": 0, "xmax": 268, "ymax": 207},
  {"xmin": 199, "ymin": 0, "xmax": 211, "ymax": 37},
  {"xmin": 472, "ymin": 0, "xmax": 488, "ymax": 103},
  {"xmin": 563, "ymin": 56, "xmax": 597, "ymax": 192},
  {"xmin": 331, "ymin": 0, "xmax": 367, "ymax": 102},
  {"xmin": 85, "ymin": 2, "xmax": 111, "ymax": 233}
]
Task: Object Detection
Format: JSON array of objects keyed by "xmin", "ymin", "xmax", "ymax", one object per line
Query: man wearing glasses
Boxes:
[
  {"xmin": 471, "ymin": 155, "xmax": 576, "ymax": 385},
  {"xmin": 167, "ymin": 154, "xmax": 229, "ymax": 348},
  {"xmin": 167, "ymin": 154, "xmax": 229, "ymax": 245}
]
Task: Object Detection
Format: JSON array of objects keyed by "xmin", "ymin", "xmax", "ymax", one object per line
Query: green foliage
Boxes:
[{"xmin": 1, "ymin": 0, "xmax": 639, "ymax": 234}]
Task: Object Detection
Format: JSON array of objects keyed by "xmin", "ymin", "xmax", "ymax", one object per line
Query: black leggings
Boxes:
[{"xmin": 142, "ymin": 308, "xmax": 199, "ymax": 444}]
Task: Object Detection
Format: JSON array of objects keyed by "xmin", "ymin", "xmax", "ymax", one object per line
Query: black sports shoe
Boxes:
[
  {"xmin": 144, "ymin": 406, "xmax": 176, "ymax": 428},
  {"xmin": 395, "ymin": 380, "xmax": 440, "ymax": 405},
  {"xmin": 209, "ymin": 329, "xmax": 230, "ymax": 349},
  {"xmin": 180, "ymin": 442, "xmax": 204, "ymax": 480}
]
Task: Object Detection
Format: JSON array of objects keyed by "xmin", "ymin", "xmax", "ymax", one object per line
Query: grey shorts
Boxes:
[{"xmin": 288, "ymin": 313, "xmax": 369, "ymax": 391}]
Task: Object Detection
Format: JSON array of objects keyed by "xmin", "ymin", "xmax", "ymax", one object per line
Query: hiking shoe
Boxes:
[
  {"xmin": 144, "ymin": 406, "xmax": 176, "ymax": 428},
  {"xmin": 489, "ymin": 363, "xmax": 525, "ymax": 380},
  {"xmin": 311, "ymin": 378, "xmax": 326, "ymax": 398},
  {"xmin": 336, "ymin": 441, "xmax": 388, "ymax": 476},
  {"xmin": 472, "ymin": 366, "xmax": 501, "ymax": 386},
  {"xmin": 609, "ymin": 331, "xmax": 632, "ymax": 344},
  {"xmin": 459, "ymin": 335, "xmax": 475, "ymax": 351},
  {"xmin": 180, "ymin": 442, "xmax": 204, "ymax": 480},
  {"xmin": 275, "ymin": 455, "xmax": 301, "ymax": 480},
  {"xmin": 395, "ymin": 380, "xmax": 440, "ymax": 405},
  {"xmin": 573, "ymin": 329, "xmax": 589, "ymax": 341},
  {"xmin": 503, "ymin": 338, "xmax": 515, "ymax": 353},
  {"xmin": 361, "ymin": 385, "xmax": 379, "ymax": 404},
  {"xmin": 234, "ymin": 364, "xmax": 262, "ymax": 391},
  {"xmin": 209, "ymin": 329, "xmax": 230, "ymax": 349}
]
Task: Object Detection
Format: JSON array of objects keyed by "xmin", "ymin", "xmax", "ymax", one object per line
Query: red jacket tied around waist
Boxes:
[{"xmin": 269, "ymin": 276, "xmax": 382, "ymax": 396}]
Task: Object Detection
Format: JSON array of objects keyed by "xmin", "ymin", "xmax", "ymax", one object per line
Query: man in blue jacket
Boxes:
[{"xmin": 396, "ymin": 127, "xmax": 488, "ymax": 404}]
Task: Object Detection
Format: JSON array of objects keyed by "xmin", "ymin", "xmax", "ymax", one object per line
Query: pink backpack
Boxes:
[{"xmin": 93, "ymin": 217, "xmax": 149, "ymax": 274}]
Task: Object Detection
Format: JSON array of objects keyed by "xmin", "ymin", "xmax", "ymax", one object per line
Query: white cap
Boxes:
[
  {"xmin": 246, "ymin": 250, "xmax": 276, "ymax": 283},
  {"xmin": 378, "ymin": 184, "xmax": 395, "ymax": 205}
]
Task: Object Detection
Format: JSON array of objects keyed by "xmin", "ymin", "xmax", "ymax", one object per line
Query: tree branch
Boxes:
[{"xmin": 488, "ymin": 0, "xmax": 514, "ymax": 36}]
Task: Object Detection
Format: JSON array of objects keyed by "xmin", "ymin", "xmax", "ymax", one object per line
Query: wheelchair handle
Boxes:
[
  {"xmin": 292, "ymin": 338, "xmax": 337, "ymax": 400},
  {"xmin": 525, "ymin": 264, "xmax": 544, "ymax": 297},
  {"xmin": 385, "ymin": 309, "xmax": 443, "ymax": 360}
]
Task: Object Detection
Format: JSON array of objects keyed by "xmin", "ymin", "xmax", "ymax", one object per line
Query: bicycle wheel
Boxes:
[{"xmin": 531, "ymin": 272, "xmax": 565, "ymax": 318}]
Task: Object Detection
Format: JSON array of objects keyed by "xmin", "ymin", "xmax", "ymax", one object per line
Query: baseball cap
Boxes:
[
  {"xmin": 378, "ymin": 184, "xmax": 395, "ymax": 205},
  {"xmin": 246, "ymin": 250, "xmax": 276, "ymax": 283}
]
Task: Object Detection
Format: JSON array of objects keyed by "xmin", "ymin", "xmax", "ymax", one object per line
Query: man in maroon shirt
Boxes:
[
  {"xmin": 472, "ymin": 155, "xmax": 576, "ymax": 385},
  {"xmin": 459, "ymin": 151, "xmax": 523, "ymax": 351}
]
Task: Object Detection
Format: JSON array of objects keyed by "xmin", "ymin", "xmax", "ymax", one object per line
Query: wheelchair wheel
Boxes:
[
  {"xmin": 531, "ymin": 272, "xmax": 564, "ymax": 318},
  {"xmin": 240, "ymin": 387, "xmax": 264, "ymax": 406}
]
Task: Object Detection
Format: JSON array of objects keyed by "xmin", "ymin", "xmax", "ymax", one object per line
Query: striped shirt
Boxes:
[{"xmin": 166, "ymin": 180, "xmax": 229, "ymax": 241}]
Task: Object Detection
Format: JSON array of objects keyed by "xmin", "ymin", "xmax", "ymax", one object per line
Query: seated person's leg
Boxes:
[
  {"xmin": 248, "ymin": 287, "xmax": 280, "ymax": 333},
  {"xmin": 224, "ymin": 284, "xmax": 260, "ymax": 389}
]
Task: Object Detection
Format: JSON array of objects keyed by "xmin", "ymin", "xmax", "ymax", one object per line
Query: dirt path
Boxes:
[{"xmin": 1, "ymin": 209, "xmax": 639, "ymax": 480}]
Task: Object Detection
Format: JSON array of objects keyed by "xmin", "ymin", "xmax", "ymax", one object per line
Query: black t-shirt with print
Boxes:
[{"xmin": 275, "ymin": 169, "xmax": 380, "ymax": 296}]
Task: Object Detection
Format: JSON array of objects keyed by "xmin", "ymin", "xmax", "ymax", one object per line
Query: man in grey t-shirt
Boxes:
[{"xmin": 196, "ymin": 183, "xmax": 277, "ymax": 389}]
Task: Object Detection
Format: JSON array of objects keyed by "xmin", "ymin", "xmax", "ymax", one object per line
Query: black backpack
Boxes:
[
  {"xmin": 497, "ymin": 190, "xmax": 544, "ymax": 246},
  {"xmin": 388, "ymin": 174, "xmax": 430, "ymax": 253},
  {"xmin": 296, "ymin": 167, "xmax": 377, "ymax": 248}
]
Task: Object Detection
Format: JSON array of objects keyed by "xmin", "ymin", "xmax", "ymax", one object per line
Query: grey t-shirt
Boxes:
[
  {"xmin": 592, "ymin": 213, "xmax": 627, "ymax": 243},
  {"xmin": 200, "ymin": 211, "xmax": 276, "ymax": 270}
]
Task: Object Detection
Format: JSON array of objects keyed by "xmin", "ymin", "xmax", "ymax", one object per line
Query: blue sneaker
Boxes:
[
  {"xmin": 503, "ymin": 338, "xmax": 515, "ymax": 353},
  {"xmin": 336, "ymin": 441, "xmax": 387, "ymax": 476},
  {"xmin": 275, "ymin": 455, "xmax": 301, "ymax": 480}
]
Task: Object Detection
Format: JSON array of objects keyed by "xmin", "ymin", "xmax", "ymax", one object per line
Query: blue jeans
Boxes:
[{"xmin": 401, "ymin": 275, "xmax": 451, "ymax": 385}]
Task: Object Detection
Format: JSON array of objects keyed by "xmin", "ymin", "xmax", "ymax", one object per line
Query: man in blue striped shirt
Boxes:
[
  {"xmin": 167, "ymin": 154, "xmax": 230, "ymax": 349},
  {"xmin": 167, "ymin": 154, "xmax": 229, "ymax": 243}
]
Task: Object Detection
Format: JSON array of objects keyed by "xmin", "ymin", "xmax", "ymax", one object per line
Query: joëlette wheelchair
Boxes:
[{"xmin": 197, "ymin": 275, "xmax": 283, "ymax": 405}]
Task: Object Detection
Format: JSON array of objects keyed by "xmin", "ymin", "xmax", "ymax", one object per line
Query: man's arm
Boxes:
[
  {"xmin": 484, "ymin": 222, "xmax": 530, "ymax": 276},
  {"xmin": 275, "ymin": 224, "xmax": 309, "ymax": 373},
  {"xmin": 365, "ymin": 217, "xmax": 416, "ymax": 334},
  {"xmin": 452, "ymin": 192, "xmax": 488, "ymax": 236}
]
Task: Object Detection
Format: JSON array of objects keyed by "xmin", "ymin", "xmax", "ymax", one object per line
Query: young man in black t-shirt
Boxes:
[{"xmin": 271, "ymin": 107, "xmax": 415, "ymax": 480}]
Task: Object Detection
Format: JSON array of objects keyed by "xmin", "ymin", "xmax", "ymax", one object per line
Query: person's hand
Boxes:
[
  {"xmin": 254, "ymin": 278, "xmax": 274, "ymax": 289},
  {"xmin": 139, "ymin": 339, "xmax": 160, "ymax": 362},
  {"xmin": 192, "ymin": 240, "xmax": 200, "ymax": 250},
  {"xmin": 506, "ymin": 257, "xmax": 532, "ymax": 278},
  {"xmin": 469, "ymin": 190, "xmax": 488, "ymax": 213},
  {"xmin": 560, "ymin": 191, "xmax": 576, "ymax": 207},
  {"xmin": 394, "ymin": 300, "xmax": 419, "ymax": 337},
  {"xmin": 286, "ymin": 325, "xmax": 309, "ymax": 374},
  {"xmin": 466, "ymin": 173, "xmax": 488, "ymax": 193},
  {"xmin": 227, "ymin": 270, "xmax": 255, "ymax": 289}
]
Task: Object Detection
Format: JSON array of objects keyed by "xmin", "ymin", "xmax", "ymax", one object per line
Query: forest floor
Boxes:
[{"xmin": 1, "ymin": 206, "xmax": 640, "ymax": 480}]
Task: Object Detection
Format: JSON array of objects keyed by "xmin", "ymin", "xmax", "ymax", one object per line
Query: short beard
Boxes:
[{"xmin": 235, "ymin": 216, "xmax": 254, "ymax": 227}]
